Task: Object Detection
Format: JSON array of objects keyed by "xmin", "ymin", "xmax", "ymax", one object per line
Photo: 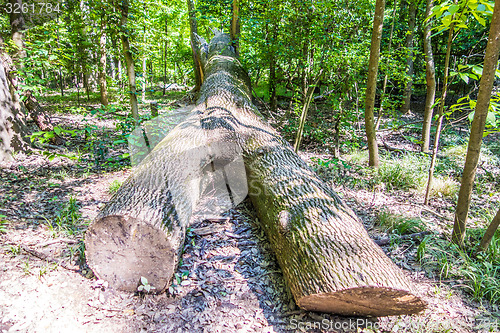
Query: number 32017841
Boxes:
[{"xmin": 5, "ymin": 2, "xmax": 61, "ymax": 14}]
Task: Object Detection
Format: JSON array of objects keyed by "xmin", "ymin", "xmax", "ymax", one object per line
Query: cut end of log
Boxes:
[
  {"xmin": 85, "ymin": 215, "xmax": 175, "ymax": 293},
  {"xmin": 297, "ymin": 287, "xmax": 426, "ymax": 317}
]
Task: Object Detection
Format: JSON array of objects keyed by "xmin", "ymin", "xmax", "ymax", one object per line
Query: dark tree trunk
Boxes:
[{"xmin": 85, "ymin": 33, "xmax": 426, "ymax": 317}]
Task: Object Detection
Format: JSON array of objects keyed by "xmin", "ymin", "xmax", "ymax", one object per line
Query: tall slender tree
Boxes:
[
  {"xmin": 230, "ymin": 0, "xmax": 240, "ymax": 56},
  {"xmin": 421, "ymin": 0, "xmax": 436, "ymax": 152},
  {"xmin": 119, "ymin": 0, "xmax": 139, "ymax": 121},
  {"xmin": 98, "ymin": 13, "xmax": 109, "ymax": 106},
  {"xmin": 400, "ymin": 0, "xmax": 416, "ymax": 114},
  {"xmin": 187, "ymin": 0, "xmax": 203, "ymax": 93},
  {"xmin": 364, "ymin": 0, "xmax": 386, "ymax": 168},
  {"xmin": 452, "ymin": 0, "xmax": 500, "ymax": 246}
]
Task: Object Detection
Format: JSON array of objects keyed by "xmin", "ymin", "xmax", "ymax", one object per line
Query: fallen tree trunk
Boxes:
[
  {"xmin": 85, "ymin": 32, "xmax": 426, "ymax": 316},
  {"xmin": 23, "ymin": 90, "xmax": 63, "ymax": 145}
]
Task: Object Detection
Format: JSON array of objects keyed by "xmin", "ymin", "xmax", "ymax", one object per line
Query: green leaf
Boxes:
[
  {"xmin": 448, "ymin": 4, "xmax": 459, "ymax": 14},
  {"xmin": 459, "ymin": 73, "xmax": 469, "ymax": 84},
  {"xmin": 472, "ymin": 65, "xmax": 483, "ymax": 76},
  {"xmin": 472, "ymin": 11, "xmax": 486, "ymax": 26},
  {"xmin": 486, "ymin": 111, "xmax": 496, "ymax": 127},
  {"xmin": 468, "ymin": 111, "xmax": 475, "ymax": 122},
  {"xmin": 140, "ymin": 276, "xmax": 148, "ymax": 285},
  {"xmin": 54, "ymin": 127, "xmax": 62, "ymax": 135}
]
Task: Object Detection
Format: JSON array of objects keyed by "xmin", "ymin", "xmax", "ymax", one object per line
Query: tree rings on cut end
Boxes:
[
  {"xmin": 297, "ymin": 287, "xmax": 427, "ymax": 317},
  {"xmin": 85, "ymin": 215, "xmax": 174, "ymax": 293}
]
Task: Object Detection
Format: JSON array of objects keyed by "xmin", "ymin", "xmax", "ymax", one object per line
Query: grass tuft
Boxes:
[
  {"xmin": 418, "ymin": 229, "xmax": 500, "ymax": 305},
  {"xmin": 376, "ymin": 210, "xmax": 426, "ymax": 235},
  {"xmin": 108, "ymin": 180, "xmax": 122, "ymax": 195},
  {"xmin": 376, "ymin": 154, "xmax": 428, "ymax": 191}
]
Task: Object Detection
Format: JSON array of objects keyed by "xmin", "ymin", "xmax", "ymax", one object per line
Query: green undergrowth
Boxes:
[
  {"xmin": 45, "ymin": 196, "xmax": 88, "ymax": 237},
  {"xmin": 313, "ymin": 151, "xmax": 460, "ymax": 198},
  {"xmin": 376, "ymin": 210, "xmax": 426, "ymax": 235},
  {"xmin": 375, "ymin": 210, "xmax": 500, "ymax": 306},
  {"xmin": 418, "ymin": 229, "xmax": 500, "ymax": 305}
]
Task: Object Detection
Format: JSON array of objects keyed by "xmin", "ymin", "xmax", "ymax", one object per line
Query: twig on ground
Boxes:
[{"xmin": 20, "ymin": 245, "xmax": 80, "ymax": 272}]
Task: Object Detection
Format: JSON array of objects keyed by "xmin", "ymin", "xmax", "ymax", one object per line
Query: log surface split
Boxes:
[{"xmin": 85, "ymin": 32, "xmax": 426, "ymax": 316}]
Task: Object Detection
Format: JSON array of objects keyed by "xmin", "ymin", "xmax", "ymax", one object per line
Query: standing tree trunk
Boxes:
[
  {"xmin": 480, "ymin": 208, "xmax": 500, "ymax": 252},
  {"xmin": 142, "ymin": 58, "xmax": 147, "ymax": 102},
  {"xmin": 9, "ymin": 0, "xmax": 27, "ymax": 65},
  {"xmin": 424, "ymin": 21, "xmax": 454, "ymax": 205},
  {"xmin": 268, "ymin": 22, "xmax": 278, "ymax": 113},
  {"xmin": 375, "ymin": 0, "xmax": 397, "ymax": 131},
  {"xmin": 187, "ymin": 0, "xmax": 203, "ymax": 93},
  {"xmin": 85, "ymin": 33, "xmax": 426, "ymax": 317},
  {"xmin": 0, "ymin": 53, "xmax": 29, "ymax": 162},
  {"xmin": 452, "ymin": 4, "xmax": 500, "ymax": 246},
  {"xmin": 400, "ymin": 0, "xmax": 416, "ymax": 114},
  {"xmin": 364, "ymin": 0, "xmax": 385, "ymax": 168},
  {"xmin": 163, "ymin": 16, "xmax": 168, "ymax": 96},
  {"xmin": 230, "ymin": 0, "xmax": 240, "ymax": 56},
  {"xmin": 119, "ymin": 0, "xmax": 139, "ymax": 121},
  {"xmin": 98, "ymin": 16, "xmax": 109, "ymax": 106},
  {"xmin": 421, "ymin": 0, "xmax": 436, "ymax": 152}
]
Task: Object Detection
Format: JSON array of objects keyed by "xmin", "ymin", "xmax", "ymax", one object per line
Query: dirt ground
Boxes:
[{"xmin": 1, "ymin": 111, "xmax": 499, "ymax": 333}]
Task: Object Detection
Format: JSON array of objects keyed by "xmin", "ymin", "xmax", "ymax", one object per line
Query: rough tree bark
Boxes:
[
  {"xmin": 0, "ymin": 53, "xmax": 29, "ymax": 162},
  {"xmin": 452, "ymin": 3, "xmax": 500, "ymax": 246},
  {"xmin": 119, "ymin": 0, "xmax": 139, "ymax": 121},
  {"xmin": 86, "ymin": 32, "xmax": 425, "ymax": 316},
  {"xmin": 364, "ymin": 0, "xmax": 385, "ymax": 168},
  {"xmin": 421, "ymin": 0, "xmax": 436, "ymax": 153}
]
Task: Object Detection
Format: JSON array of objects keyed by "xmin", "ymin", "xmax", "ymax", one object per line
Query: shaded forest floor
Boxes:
[{"xmin": 1, "ymin": 88, "xmax": 500, "ymax": 332}]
